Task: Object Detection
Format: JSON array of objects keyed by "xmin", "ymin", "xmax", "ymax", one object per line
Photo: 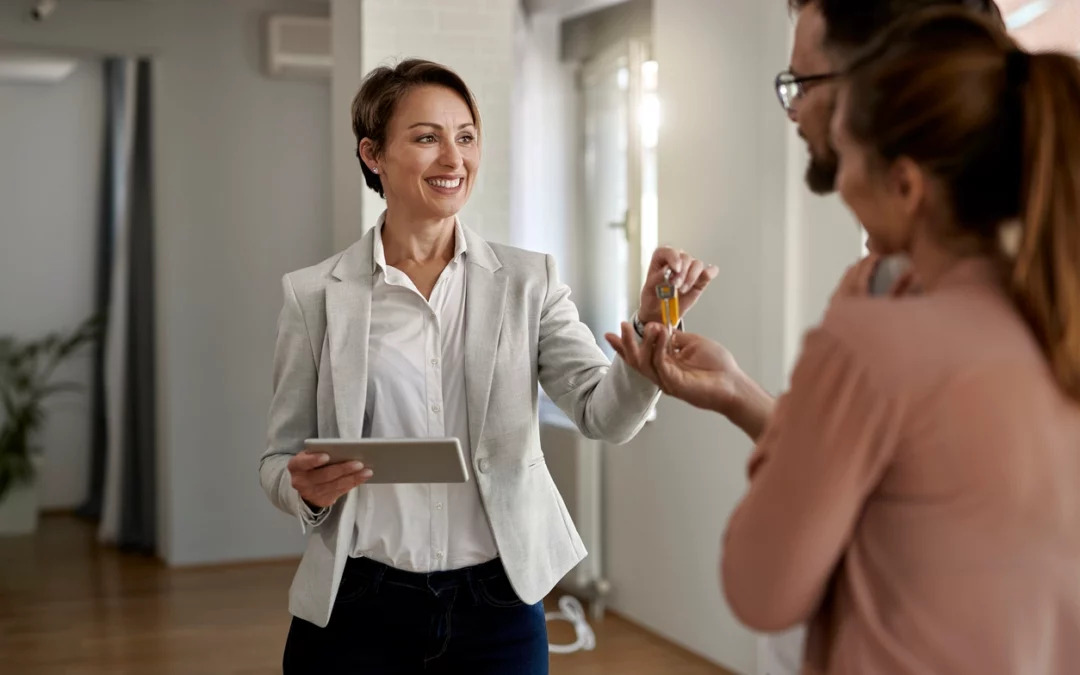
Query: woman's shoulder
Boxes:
[
  {"xmin": 281, "ymin": 250, "xmax": 349, "ymax": 307},
  {"xmin": 820, "ymin": 296, "xmax": 922, "ymax": 349},
  {"xmin": 823, "ymin": 281, "xmax": 1023, "ymax": 353},
  {"xmin": 288, "ymin": 252, "xmax": 344, "ymax": 285},
  {"xmin": 457, "ymin": 224, "xmax": 548, "ymax": 273},
  {"xmin": 484, "ymin": 241, "xmax": 548, "ymax": 270},
  {"xmin": 818, "ymin": 294, "xmax": 975, "ymax": 374},
  {"xmin": 817, "ymin": 286, "xmax": 1040, "ymax": 401}
]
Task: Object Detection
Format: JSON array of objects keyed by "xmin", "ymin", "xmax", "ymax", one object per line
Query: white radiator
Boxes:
[{"xmin": 539, "ymin": 395, "xmax": 612, "ymax": 619}]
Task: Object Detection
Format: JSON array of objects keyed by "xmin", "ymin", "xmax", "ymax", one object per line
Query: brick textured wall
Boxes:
[{"xmin": 360, "ymin": 0, "xmax": 515, "ymax": 244}]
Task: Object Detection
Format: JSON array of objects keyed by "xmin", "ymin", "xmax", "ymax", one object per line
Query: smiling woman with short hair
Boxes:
[{"xmin": 259, "ymin": 59, "xmax": 716, "ymax": 674}]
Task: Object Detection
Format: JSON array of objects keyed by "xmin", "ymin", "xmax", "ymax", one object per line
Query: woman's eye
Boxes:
[
  {"xmin": 459, "ymin": 135, "xmax": 475, "ymax": 144},
  {"xmin": 418, "ymin": 135, "xmax": 437, "ymax": 143}
]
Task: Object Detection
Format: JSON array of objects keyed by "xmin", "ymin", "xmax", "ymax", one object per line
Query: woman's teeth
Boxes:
[{"xmin": 427, "ymin": 178, "xmax": 462, "ymax": 189}]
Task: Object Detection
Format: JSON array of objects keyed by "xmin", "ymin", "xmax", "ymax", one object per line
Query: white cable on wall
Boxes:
[{"xmin": 546, "ymin": 595, "xmax": 596, "ymax": 654}]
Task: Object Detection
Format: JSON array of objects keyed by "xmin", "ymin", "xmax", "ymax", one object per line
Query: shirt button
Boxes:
[
  {"xmin": 478, "ymin": 458, "xmax": 490, "ymax": 474},
  {"xmin": 431, "ymin": 358, "xmax": 439, "ymax": 367},
  {"xmin": 435, "ymin": 502, "xmax": 444, "ymax": 510},
  {"xmin": 435, "ymin": 550, "xmax": 444, "ymax": 560},
  {"xmin": 432, "ymin": 404, "xmax": 441, "ymax": 413}
]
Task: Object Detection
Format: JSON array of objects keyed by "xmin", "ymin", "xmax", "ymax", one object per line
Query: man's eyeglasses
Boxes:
[{"xmin": 774, "ymin": 70, "xmax": 840, "ymax": 112}]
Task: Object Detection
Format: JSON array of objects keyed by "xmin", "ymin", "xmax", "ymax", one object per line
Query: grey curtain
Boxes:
[
  {"xmin": 77, "ymin": 58, "xmax": 157, "ymax": 556},
  {"xmin": 76, "ymin": 60, "xmax": 115, "ymax": 524}
]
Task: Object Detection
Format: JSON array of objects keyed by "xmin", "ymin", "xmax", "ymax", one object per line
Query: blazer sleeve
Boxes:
[
  {"xmin": 260, "ymin": 274, "xmax": 331, "ymax": 531},
  {"xmin": 536, "ymin": 254, "xmax": 660, "ymax": 444},
  {"xmin": 720, "ymin": 326, "xmax": 901, "ymax": 632}
]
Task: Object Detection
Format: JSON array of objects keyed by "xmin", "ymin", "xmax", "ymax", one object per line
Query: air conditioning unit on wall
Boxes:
[
  {"xmin": 0, "ymin": 51, "xmax": 78, "ymax": 83},
  {"xmin": 266, "ymin": 14, "xmax": 332, "ymax": 79}
]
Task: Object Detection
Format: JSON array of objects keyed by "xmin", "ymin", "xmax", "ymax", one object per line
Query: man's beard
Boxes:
[{"xmin": 805, "ymin": 152, "xmax": 839, "ymax": 195}]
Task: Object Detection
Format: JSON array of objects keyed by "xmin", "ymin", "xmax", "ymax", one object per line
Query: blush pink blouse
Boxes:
[{"xmin": 723, "ymin": 257, "xmax": 1080, "ymax": 674}]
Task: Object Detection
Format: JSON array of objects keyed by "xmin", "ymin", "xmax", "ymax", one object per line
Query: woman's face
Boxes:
[
  {"xmin": 831, "ymin": 84, "xmax": 927, "ymax": 256},
  {"xmin": 367, "ymin": 85, "xmax": 479, "ymax": 221}
]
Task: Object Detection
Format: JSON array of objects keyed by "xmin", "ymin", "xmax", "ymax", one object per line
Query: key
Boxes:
[{"xmin": 655, "ymin": 268, "xmax": 681, "ymax": 332}]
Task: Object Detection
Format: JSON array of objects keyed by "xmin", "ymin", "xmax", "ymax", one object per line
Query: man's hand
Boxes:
[
  {"xmin": 638, "ymin": 247, "xmax": 718, "ymax": 325},
  {"xmin": 831, "ymin": 253, "xmax": 918, "ymax": 306},
  {"xmin": 287, "ymin": 450, "xmax": 373, "ymax": 510}
]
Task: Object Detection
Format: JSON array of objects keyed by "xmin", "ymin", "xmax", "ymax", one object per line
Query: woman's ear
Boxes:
[
  {"xmin": 358, "ymin": 139, "xmax": 379, "ymax": 173},
  {"xmin": 890, "ymin": 157, "xmax": 927, "ymax": 221}
]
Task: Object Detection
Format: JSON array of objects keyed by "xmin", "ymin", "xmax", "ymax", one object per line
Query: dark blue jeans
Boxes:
[{"xmin": 283, "ymin": 557, "xmax": 549, "ymax": 674}]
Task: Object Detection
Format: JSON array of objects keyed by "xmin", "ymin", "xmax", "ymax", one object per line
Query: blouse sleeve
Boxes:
[{"xmin": 720, "ymin": 326, "xmax": 902, "ymax": 632}]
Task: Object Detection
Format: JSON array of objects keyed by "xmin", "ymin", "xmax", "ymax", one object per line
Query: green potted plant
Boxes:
[{"xmin": 0, "ymin": 315, "xmax": 101, "ymax": 536}]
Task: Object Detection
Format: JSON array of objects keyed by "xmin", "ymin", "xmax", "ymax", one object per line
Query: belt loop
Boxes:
[
  {"xmin": 370, "ymin": 561, "xmax": 386, "ymax": 594},
  {"xmin": 464, "ymin": 564, "xmax": 481, "ymax": 605}
]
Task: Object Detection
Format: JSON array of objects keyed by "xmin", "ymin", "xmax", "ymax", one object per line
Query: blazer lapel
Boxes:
[
  {"xmin": 463, "ymin": 228, "xmax": 507, "ymax": 456},
  {"xmin": 326, "ymin": 229, "xmax": 376, "ymax": 440}
]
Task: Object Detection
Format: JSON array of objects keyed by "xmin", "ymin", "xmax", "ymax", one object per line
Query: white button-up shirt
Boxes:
[{"xmin": 350, "ymin": 217, "xmax": 498, "ymax": 572}]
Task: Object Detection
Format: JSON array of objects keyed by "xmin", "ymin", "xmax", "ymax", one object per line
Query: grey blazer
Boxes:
[{"xmin": 260, "ymin": 224, "xmax": 659, "ymax": 627}]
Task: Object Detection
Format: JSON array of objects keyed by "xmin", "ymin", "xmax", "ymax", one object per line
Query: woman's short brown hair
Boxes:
[{"xmin": 351, "ymin": 59, "xmax": 481, "ymax": 198}]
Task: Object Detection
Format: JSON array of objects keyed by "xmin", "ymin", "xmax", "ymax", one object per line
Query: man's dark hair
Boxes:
[{"xmin": 787, "ymin": 0, "xmax": 1003, "ymax": 52}]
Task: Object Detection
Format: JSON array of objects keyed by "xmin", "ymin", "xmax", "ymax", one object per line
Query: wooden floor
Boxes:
[{"xmin": 1, "ymin": 515, "xmax": 733, "ymax": 675}]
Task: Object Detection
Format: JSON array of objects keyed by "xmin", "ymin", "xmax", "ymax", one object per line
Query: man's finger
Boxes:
[
  {"xmin": 835, "ymin": 254, "xmax": 880, "ymax": 299},
  {"xmin": 889, "ymin": 270, "xmax": 918, "ymax": 297},
  {"xmin": 855, "ymin": 254, "xmax": 882, "ymax": 290}
]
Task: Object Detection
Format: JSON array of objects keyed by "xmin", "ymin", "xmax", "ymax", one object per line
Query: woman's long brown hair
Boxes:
[{"xmin": 844, "ymin": 8, "xmax": 1080, "ymax": 403}]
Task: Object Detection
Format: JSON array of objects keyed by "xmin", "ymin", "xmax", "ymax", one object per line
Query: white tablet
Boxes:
[{"xmin": 304, "ymin": 438, "xmax": 469, "ymax": 484}]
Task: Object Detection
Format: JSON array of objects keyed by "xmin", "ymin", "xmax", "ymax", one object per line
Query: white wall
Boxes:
[
  {"xmin": 511, "ymin": 1, "xmax": 862, "ymax": 671},
  {"xmin": 0, "ymin": 60, "xmax": 103, "ymax": 510},
  {"xmin": 601, "ymin": 1, "xmax": 830, "ymax": 673},
  {"xmin": 0, "ymin": 0, "xmax": 333, "ymax": 564},
  {"xmin": 359, "ymin": 0, "xmax": 516, "ymax": 243},
  {"xmin": 510, "ymin": 7, "xmax": 583, "ymax": 290},
  {"xmin": 330, "ymin": 0, "xmax": 365, "ymax": 252}
]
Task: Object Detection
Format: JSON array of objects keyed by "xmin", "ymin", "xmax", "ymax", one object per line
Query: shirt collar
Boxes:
[{"xmin": 372, "ymin": 211, "xmax": 468, "ymax": 274}]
